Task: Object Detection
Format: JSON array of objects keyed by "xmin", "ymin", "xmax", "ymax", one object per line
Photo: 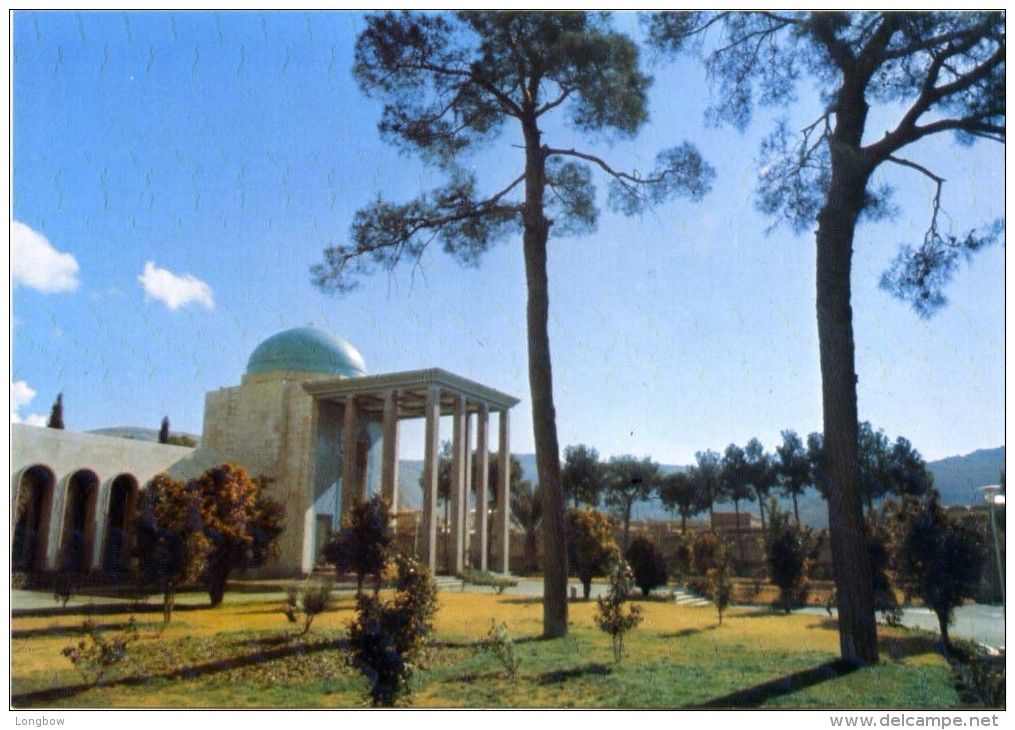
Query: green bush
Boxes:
[
  {"xmin": 594, "ymin": 560, "xmax": 643, "ymax": 662},
  {"xmin": 283, "ymin": 581, "xmax": 333, "ymax": 637},
  {"xmin": 691, "ymin": 531, "xmax": 720, "ymax": 575},
  {"xmin": 625, "ymin": 535, "xmax": 669, "ymax": 597},
  {"xmin": 765, "ymin": 503, "xmax": 820, "ymax": 613},
  {"xmin": 324, "ymin": 495, "xmax": 393, "ymax": 597},
  {"xmin": 62, "ymin": 617, "xmax": 139, "ymax": 686},
  {"xmin": 484, "ymin": 620, "xmax": 521, "ymax": 680},
  {"xmin": 707, "ymin": 544, "xmax": 734, "ymax": 625},
  {"xmin": 347, "ymin": 553, "xmax": 438, "ymax": 707}
]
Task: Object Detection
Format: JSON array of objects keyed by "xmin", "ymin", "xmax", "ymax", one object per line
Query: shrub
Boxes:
[
  {"xmin": 53, "ymin": 572, "xmax": 81, "ymax": 608},
  {"xmin": 671, "ymin": 532, "xmax": 693, "ymax": 586},
  {"xmin": 134, "ymin": 473, "xmax": 210, "ymax": 623},
  {"xmin": 889, "ymin": 495, "xmax": 986, "ymax": 650},
  {"xmin": 765, "ymin": 504, "xmax": 820, "ymax": 613},
  {"xmin": 565, "ymin": 508, "xmax": 620, "ymax": 599},
  {"xmin": 283, "ymin": 581, "xmax": 333, "ymax": 637},
  {"xmin": 484, "ymin": 620, "xmax": 521, "ymax": 680},
  {"xmin": 691, "ymin": 530, "xmax": 720, "ymax": 575},
  {"xmin": 707, "ymin": 544, "xmax": 734, "ymax": 625},
  {"xmin": 196, "ymin": 464, "xmax": 286, "ymax": 606},
  {"xmin": 324, "ymin": 495, "xmax": 393, "ymax": 597},
  {"xmin": 625, "ymin": 535, "xmax": 669, "ymax": 597},
  {"xmin": 62, "ymin": 617, "xmax": 139, "ymax": 686},
  {"xmin": 593, "ymin": 560, "xmax": 643, "ymax": 662},
  {"xmin": 347, "ymin": 553, "xmax": 438, "ymax": 707}
]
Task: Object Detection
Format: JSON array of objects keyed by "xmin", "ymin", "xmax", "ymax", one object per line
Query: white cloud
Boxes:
[
  {"xmin": 11, "ymin": 221, "xmax": 81, "ymax": 293},
  {"xmin": 138, "ymin": 261, "xmax": 215, "ymax": 310},
  {"xmin": 10, "ymin": 379, "xmax": 46, "ymax": 426},
  {"xmin": 11, "ymin": 379, "xmax": 36, "ymax": 410}
]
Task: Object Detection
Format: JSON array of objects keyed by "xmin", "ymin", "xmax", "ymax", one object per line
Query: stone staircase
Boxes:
[{"xmin": 670, "ymin": 586, "xmax": 711, "ymax": 607}]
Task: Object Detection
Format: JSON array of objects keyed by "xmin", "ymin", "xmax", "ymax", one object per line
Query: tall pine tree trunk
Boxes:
[
  {"xmin": 815, "ymin": 93, "xmax": 879, "ymax": 663},
  {"xmin": 522, "ymin": 116, "xmax": 567, "ymax": 638}
]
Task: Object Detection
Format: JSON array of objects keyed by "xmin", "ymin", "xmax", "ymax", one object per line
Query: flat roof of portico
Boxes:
[{"xmin": 302, "ymin": 368, "xmax": 520, "ymax": 418}]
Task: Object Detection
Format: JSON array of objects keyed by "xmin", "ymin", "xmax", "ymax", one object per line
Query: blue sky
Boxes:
[{"xmin": 10, "ymin": 11, "xmax": 1006, "ymax": 466}]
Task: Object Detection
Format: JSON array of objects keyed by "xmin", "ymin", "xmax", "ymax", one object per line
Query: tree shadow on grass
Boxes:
[
  {"xmin": 661, "ymin": 623, "xmax": 719, "ymax": 639},
  {"xmin": 537, "ymin": 662, "xmax": 611, "ymax": 685},
  {"xmin": 13, "ymin": 602, "xmax": 213, "ymax": 620},
  {"xmin": 234, "ymin": 604, "xmax": 354, "ymax": 617},
  {"xmin": 686, "ymin": 659, "xmax": 860, "ymax": 708},
  {"xmin": 13, "ymin": 620, "xmax": 156, "ymax": 640},
  {"xmin": 11, "ymin": 636, "xmax": 349, "ymax": 708}
]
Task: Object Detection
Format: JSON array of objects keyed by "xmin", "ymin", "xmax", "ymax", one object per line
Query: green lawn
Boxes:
[{"xmin": 11, "ymin": 590, "xmax": 964, "ymax": 709}]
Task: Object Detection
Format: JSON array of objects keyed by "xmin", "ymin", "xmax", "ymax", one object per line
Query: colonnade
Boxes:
[{"xmin": 305, "ymin": 368, "xmax": 519, "ymax": 575}]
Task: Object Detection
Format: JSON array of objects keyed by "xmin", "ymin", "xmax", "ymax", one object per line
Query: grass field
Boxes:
[{"xmin": 11, "ymin": 589, "xmax": 964, "ymax": 709}]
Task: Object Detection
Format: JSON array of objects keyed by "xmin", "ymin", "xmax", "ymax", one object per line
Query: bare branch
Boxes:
[
  {"xmin": 544, "ymin": 147, "xmax": 668, "ymax": 186},
  {"xmin": 885, "ymin": 155, "xmax": 945, "ymax": 185},
  {"xmin": 535, "ymin": 86, "xmax": 573, "ymax": 117}
]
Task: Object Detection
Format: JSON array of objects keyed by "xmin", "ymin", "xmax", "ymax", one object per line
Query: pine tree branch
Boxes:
[{"xmin": 543, "ymin": 147, "xmax": 668, "ymax": 186}]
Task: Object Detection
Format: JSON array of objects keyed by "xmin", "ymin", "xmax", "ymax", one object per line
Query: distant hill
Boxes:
[
  {"xmin": 926, "ymin": 446, "xmax": 1005, "ymax": 505},
  {"xmin": 397, "ymin": 446, "xmax": 1005, "ymax": 528},
  {"xmin": 87, "ymin": 426, "xmax": 201, "ymax": 447}
]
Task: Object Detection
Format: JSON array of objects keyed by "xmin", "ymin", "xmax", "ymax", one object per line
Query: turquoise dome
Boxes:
[{"xmin": 245, "ymin": 326, "xmax": 367, "ymax": 378}]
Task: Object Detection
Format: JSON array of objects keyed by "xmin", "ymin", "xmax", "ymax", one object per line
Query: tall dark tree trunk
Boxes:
[
  {"xmin": 207, "ymin": 565, "xmax": 228, "ymax": 606},
  {"xmin": 935, "ymin": 608, "xmax": 951, "ymax": 653},
  {"xmin": 756, "ymin": 491, "xmax": 767, "ymax": 533},
  {"xmin": 792, "ymin": 492, "xmax": 801, "ymax": 526},
  {"xmin": 163, "ymin": 585, "xmax": 175, "ymax": 624},
  {"xmin": 521, "ymin": 116, "xmax": 567, "ymax": 639},
  {"xmin": 815, "ymin": 85, "xmax": 879, "ymax": 663},
  {"xmin": 524, "ymin": 528, "xmax": 538, "ymax": 573}
]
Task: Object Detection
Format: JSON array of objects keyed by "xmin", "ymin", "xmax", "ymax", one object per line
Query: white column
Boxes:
[
  {"xmin": 475, "ymin": 403, "xmax": 490, "ymax": 571},
  {"xmin": 421, "ymin": 385, "xmax": 441, "ymax": 572},
  {"xmin": 496, "ymin": 408, "xmax": 511, "ymax": 574},
  {"xmin": 450, "ymin": 393, "xmax": 467, "ymax": 575},
  {"xmin": 381, "ymin": 390, "xmax": 400, "ymax": 518},
  {"xmin": 463, "ymin": 411, "xmax": 473, "ymax": 568},
  {"xmin": 91, "ymin": 478, "xmax": 113, "ymax": 571},
  {"xmin": 340, "ymin": 397, "xmax": 360, "ymax": 521},
  {"xmin": 46, "ymin": 477, "xmax": 67, "ymax": 570}
]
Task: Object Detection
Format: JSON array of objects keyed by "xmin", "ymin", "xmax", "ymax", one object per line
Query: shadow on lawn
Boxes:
[
  {"xmin": 13, "ymin": 602, "xmax": 214, "ymax": 620},
  {"xmin": 537, "ymin": 662, "xmax": 611, "ymax": 685},
  {"xmin": 661, "ymin": 623, "xmax": 719, "ymax": 639},
  {"xmin": 13, "ymin": 620, "xmax": 155, "ymax": 640},
  {"xmin": 11, "ymin": 636, "xmax": 348, "ymax": 708},
  {"xmin": 234, "ymin": 604, "xmax": 355, "ymax": 617},
  {"xmin": 687, "ymin": 659, "xmax": 861, "ymax": 708}
]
